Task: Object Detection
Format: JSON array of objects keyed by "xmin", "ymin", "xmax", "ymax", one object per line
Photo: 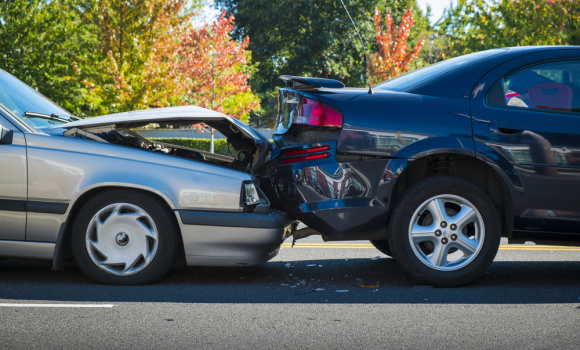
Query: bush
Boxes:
[{"xmin": 150, "ymin": 138, "xmax": 237, "ymax": 157}]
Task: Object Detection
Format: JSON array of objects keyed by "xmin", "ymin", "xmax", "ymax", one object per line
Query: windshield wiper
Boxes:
[{"xmin": 24, "ymin": 111, "xmax": 77, "ymax": 123}]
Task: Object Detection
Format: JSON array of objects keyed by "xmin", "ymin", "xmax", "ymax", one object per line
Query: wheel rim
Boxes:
[
  {"xmin": 85, "ymin": 203, "xmax": 159, "ymax": 276},
  {"xmin": 408, "ymin": 194, "xmax": 485, "ymax": 271}
]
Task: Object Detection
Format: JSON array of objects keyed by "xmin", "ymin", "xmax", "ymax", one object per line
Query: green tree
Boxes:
[
  {"xmin": 79, "ymin": 0, "xmax": 200, "ymax": 115},
  {"xmin": 0, "ymin": 0, "xmax": 100, "ymax": 117},
  {"xmin": 214, "ymin": 0, "xmax": 429, "ymax": 125},
  {"xmin": 0, "ymin": 0, "xmax": 208, "ymax": 117},
  {"xmin": 439, "ymin": 0, "xmax": 580, "ymax": 57}
]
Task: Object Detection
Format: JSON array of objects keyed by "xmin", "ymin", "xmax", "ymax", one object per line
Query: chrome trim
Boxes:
[{"xmin": 0, "ymin": 104, "xmax": 35, "ymax": 133}]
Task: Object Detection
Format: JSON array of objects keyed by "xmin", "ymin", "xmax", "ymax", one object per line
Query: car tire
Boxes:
[
  {"xmin": 370, "ymin": 240, "xmax": 392, "ymax": 257},
  {"xmin": 387, "ymin": 176, "xmax": 501, "ymax": 287},
  {"xmin": 72, "ymin": 189, "xmax": 178, "ymax": 285}
]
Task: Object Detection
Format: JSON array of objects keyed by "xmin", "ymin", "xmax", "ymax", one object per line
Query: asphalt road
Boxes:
[{"xmin": 1, "ymin": 237, "xmax": 579, "ymax": 350}]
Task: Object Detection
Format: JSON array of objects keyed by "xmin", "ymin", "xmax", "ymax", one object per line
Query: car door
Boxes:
[
  {"xmin": 471, "ymin": 50, "xmax": 580, "ymax": 234},
  {"xmin": 0, "ymin": 113, "xmax": 27, "ymax": 240}
]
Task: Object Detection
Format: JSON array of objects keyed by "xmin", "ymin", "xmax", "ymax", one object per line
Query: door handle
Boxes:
[{"xmin": 489, "ymin": 121, "xmax": 523, "ymax": 136}]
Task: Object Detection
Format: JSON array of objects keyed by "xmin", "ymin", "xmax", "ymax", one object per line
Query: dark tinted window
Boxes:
[
  {"xmin": 486, "ymin": 81, "xmax": 505, "ymax": 106},
  {"xmin": 493, "ymin": 60, "xmax": 580, "ymax": 112}
]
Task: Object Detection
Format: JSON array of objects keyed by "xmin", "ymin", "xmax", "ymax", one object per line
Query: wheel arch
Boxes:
[
  {"xmin": 52, "ymin": 185, "xmax": 185, "ymax": 271},
  {"xmin": 388, "ymin": 153, "xmax": 515, "ymax": 239}
]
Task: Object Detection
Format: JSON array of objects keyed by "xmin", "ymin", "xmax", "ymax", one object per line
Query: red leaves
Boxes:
[
  {"xmin": 370, "ymin": 7, "xmax": 424, "ymax": 82},
  {"xmin": 84, "ymin": 3, "xmax": 259, "ymax": 120},
  {"xmin": 178, "ymin": 11, "xmax": 259, "ymax": 121}
]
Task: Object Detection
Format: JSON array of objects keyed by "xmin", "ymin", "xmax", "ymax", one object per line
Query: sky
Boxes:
[{"xmin": 417, "ymin": 0, "xmax": 457, "ymax": 24}]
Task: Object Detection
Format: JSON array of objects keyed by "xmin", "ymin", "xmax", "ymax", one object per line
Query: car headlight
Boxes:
[{"xmin": 244, "ymin": 182, "xmax": 260, "ymax": 206}]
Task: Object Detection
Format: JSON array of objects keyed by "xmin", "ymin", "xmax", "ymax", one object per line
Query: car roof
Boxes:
[{"xmin": 408, "ymin": 46, "xmax": 580, "ymax": 98}]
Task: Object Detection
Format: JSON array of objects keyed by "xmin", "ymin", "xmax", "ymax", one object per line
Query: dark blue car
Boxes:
[{"xmin": 268, "ymin": 46, "xmax": 580, "ymax": 286}]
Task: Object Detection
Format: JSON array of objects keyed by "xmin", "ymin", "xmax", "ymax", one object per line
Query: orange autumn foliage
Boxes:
[
  {"xmin": 178, "ymin": 11, "xmax": 259, "ymax": 122},
  {"xmin": 84, "ymin": 0, "xmax": 192, "ymax": 113},
  {"xmin": 370, "ymin": 7, "xmax": 424, "ymax": 82}
]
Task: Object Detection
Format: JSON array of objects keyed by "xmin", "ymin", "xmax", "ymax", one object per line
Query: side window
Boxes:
[{"xmin": 486, "ymin": 60, "xmax": 580, "ymax": 113}]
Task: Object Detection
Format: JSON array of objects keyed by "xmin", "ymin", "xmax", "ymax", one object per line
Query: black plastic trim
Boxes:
[
  {"xmin": 27, "ymin": 201, "xmax": 69, "ymax": 214},
  {"xmin": 0, "ymin": 199, "xmax": 68, "ymax": 214},
  {"xmin": 178, "ymin": 210, "xmax": 293, "ymax": 229},
  {"xmin": 0, "ymin": 199, "xmax": 26, "ymax": 212},
  {"xmin": 512, "ymin": 230, "xmax": 580, "ymax": 244}
]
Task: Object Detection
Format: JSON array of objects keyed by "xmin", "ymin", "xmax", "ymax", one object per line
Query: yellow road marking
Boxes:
[{"xmin": 280, "ymin": 243, "xmax": 580, "ymax": 251}]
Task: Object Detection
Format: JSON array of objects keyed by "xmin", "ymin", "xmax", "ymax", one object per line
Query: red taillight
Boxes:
[
  {"xmin": 281, "ymin": 153, "xmax": 329, "ymax": 165},
  {"xmin": 284, "ymin": 145, "xmax": 330, "ymax": 157},
  {"xmin": 281, "ymin": 145, "xmax": 332, "ymax": 165},
  {"xmin": 294, "ymin": 98, "xmax": 342, "ymax": 127}
]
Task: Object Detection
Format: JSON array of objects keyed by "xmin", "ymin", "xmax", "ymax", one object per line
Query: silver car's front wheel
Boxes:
[
  {"xmin": 388, "ymin": 176, "xmax": 501, "ymax": 287},
  {"xmin": 86, "ymin": 203, "xmax": 159, "ymax": 276},
  {"xmin": 72, "ymin": 190, "xmax": 178, "ymax": 285}
]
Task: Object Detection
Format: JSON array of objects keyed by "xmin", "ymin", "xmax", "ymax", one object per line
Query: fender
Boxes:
[
  {"xmin": 472, "ymin": 141, "xmax": 523, "ymax": 189},
  {"xmin": 51, "ymin": 182, "xmax": 179, "ymax": 271},
  {"xmin": 377, "ymin": 137, "xmax": 475, "ymax": 213},
  {"xmin": 21, "ymin": 133, "xmax": 253, "ymax": 267},
  {"xmin": 379, "ymin": 136, "xmax": 524, "ymax": 214},
  {"xmin": 391, "ymin": 136, "xmax": 476, "ymax": 159}
]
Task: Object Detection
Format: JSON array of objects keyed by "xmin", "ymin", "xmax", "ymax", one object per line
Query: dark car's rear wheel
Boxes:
[
  {"xmin": 72, "ymin": 189, "xmax": 178, "ymax": 285},
  {"xmin": 388, "ymin": 176, "xmax": 501, "ymax": 287}
]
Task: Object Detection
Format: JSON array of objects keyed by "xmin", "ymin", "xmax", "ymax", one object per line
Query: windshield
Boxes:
[
  {"xmin": 0, "ymin": 69, "xmax": 74, "ymax": 130},
  {"xmin": 374, "ymin": 49, "xmax": 508, "ymax": 92}
]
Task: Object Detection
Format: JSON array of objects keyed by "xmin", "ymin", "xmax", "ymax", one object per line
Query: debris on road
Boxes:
[
  {"xmin": 335, "ymin": 290, "xmax": 349, "ymax": 293},
  {"xmin": 295, "ymin": 288, "xmax": 316, "ymax": 295},
  {"xmin": 352, "ymin": 278, "xmax": 379, "ymax": 288}
]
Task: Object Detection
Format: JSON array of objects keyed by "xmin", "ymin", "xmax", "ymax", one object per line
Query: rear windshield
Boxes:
[{"xmin": 374, "ymin": 49, "xmax": 508, "ymax": 92}]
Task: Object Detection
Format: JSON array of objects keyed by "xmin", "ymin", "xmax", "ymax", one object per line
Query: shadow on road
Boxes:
[{"xmin": 1, "ymin": 258, "xmax": 579, "ymax": 304}]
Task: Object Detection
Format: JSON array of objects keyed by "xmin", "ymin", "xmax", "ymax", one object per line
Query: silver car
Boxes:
[{"xmin": 0, "ymin": 69, "xmax": 293, "ymax": 285}]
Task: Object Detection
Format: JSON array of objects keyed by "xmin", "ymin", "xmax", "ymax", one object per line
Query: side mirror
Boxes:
[{"xmin": 0, "ymin": 125, "xmax": 14, "ymax": 145}]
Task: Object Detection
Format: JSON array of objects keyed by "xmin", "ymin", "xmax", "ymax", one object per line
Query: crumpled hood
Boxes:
[
  {"xmin": 53, "ymin": 105, "xmax": 270, "ymax": 174},
  {"xmin": 54, "ymin": 105, "xmax": 266, "ymax": 144}
]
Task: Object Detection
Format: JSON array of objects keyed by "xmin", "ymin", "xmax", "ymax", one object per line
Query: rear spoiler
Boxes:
[{"xmin": 279, "ymin": 75, "xmax": 345, "ymax": 90}]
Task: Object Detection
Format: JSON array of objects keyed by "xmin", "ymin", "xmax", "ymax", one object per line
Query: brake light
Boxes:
[
  {"xmin": 294, "ymin": 98, "xmax": 342, "ymax": 127},
  {"xmin": 281, "ymin": 153, "xmax": 329, "ymax": 165},
  {"xmin": 284, "ymin": 145, "xmax": 330, "ymax": 157},
  {"xmin": 281, "ymin": 145, "xmax": 331, "ymax": 165}
]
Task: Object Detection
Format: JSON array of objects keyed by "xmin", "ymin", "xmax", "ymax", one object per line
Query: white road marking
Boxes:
[{"xmin": 0, "ymin": 303, "xmax": 114, "ymax": 308}]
